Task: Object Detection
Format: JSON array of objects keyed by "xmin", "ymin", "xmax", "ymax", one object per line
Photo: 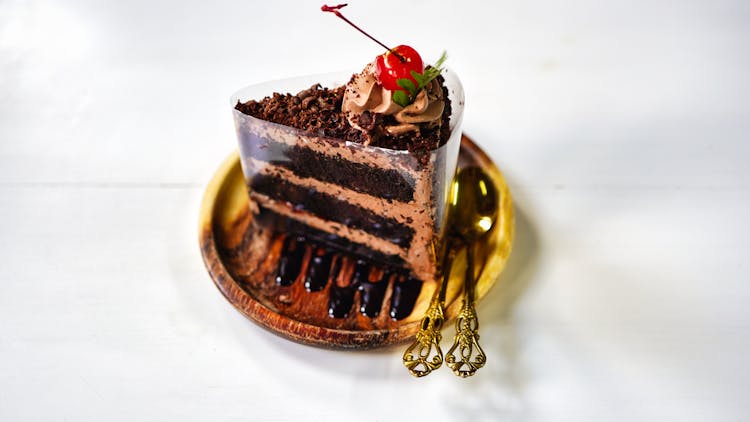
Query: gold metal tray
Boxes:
[{"xmin": 199, "ymin": 135, "xmax": 514, "ymax": 349}]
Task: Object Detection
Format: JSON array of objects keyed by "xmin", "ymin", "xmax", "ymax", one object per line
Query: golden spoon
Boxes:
[
  {"xmin": 445, "ymin": 167, "xmax": 499, "ymax": 377},
  {"xmin": 403, "ymin": 167, "xmax": 499, "ymax": 377}
]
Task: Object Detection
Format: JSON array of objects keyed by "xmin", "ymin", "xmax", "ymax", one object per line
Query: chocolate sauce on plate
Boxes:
[{"xmin": 272, "ymin": 235, "xmax": 423, "ymax": 320}]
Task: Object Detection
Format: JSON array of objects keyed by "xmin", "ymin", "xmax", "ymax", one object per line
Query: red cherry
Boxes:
[{"xmin": 375, "ymin": 45, "xmax": 424, "ymax": 92}]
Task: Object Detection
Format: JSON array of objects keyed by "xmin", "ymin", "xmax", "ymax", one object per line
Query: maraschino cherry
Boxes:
[
  {"xmin": 321, "ymin": 4, "xmax": 424, "ymax": 94},
  {"xmin": 375, "ymin": 45, "xmax": 423, "ymax": 92}
]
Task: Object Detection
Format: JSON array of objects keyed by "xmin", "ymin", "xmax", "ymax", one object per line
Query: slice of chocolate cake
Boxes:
[{"xmin": 232, "ymin": 63, "xmax": 463, "ymax": 307}]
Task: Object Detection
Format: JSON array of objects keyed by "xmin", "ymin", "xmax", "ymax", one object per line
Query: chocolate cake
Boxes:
[{"xmin": 232, "ymin": 60, "xmax": 463, "ymax": 321}]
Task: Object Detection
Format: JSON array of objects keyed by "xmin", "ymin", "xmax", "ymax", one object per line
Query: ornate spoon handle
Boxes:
[
  {"xmin": 446, "ymin": 242, "xmax": 486, "ymax": 377},
  {"xmin": 402, "ymin": 297, "xmax": 444, "ymax": 377},
  {"xmin": 402, "ymin": 246, "xmax": 457, "ymax": 377}
]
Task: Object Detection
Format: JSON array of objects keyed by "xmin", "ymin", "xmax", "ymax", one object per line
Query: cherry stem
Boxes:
[{"xmin": 321, "ymin": 4, "xmax": 405, "ymax": 62}]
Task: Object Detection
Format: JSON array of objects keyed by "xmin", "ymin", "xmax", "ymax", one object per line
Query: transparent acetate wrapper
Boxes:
[{"xmin": 231, "ymin": 70, "xmax": 464, "ymax": 284}]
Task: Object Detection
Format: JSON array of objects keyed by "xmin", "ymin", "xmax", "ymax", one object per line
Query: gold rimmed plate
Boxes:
[{"xmin": 199, "ymin": 135, "xmax": 514, "ymax": 350}]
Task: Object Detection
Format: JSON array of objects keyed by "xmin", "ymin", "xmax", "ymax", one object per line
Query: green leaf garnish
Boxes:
[
  {"xmin": 392, "ymin": 51, "xmax": 448, "ymax": 107},
  {"xmin": 411, "ymin": 71, "xmax": 426, "ymax": 87},
  {"xmin": 392, "ymin": 90, "xmax": 411, "ymax": 107},
  {"xmin": 397, "ymin": 78, "xmax": 418, "ymax": 97}
]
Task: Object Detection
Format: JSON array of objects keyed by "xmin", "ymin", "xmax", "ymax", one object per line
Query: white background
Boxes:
[{"xmin": 2, "ymin": 0, "xmax": 749, "ymax": 420}]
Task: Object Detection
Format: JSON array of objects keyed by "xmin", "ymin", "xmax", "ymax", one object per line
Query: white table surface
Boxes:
[{"xmin": 2, "ymin": 0, "xmax": 749, "ymax": 420}]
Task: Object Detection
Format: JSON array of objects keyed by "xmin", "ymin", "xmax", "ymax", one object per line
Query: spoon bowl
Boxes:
[{"xmin": 450, "ymin": 167, "xmax": 500, "ymax": 243}]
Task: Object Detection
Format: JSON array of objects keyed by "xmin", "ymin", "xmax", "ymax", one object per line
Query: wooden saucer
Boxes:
[{"xmin": 199, "ymin": 135, "xmax": 514, "ymax": 350}]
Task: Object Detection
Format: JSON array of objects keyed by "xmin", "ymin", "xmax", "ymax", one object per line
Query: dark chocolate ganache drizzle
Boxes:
[
  {"xmin": 273, "ymin": 234, "xmax": 423, "ymax": 320},
  {"xmin": 275, "ymin": 236, "xmax": 306, "ymax": 286}
]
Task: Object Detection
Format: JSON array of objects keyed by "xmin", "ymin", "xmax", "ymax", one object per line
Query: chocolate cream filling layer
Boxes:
[{"xmin": 238, "ymin": 119, "xmax": 435, "ymax": 172}]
